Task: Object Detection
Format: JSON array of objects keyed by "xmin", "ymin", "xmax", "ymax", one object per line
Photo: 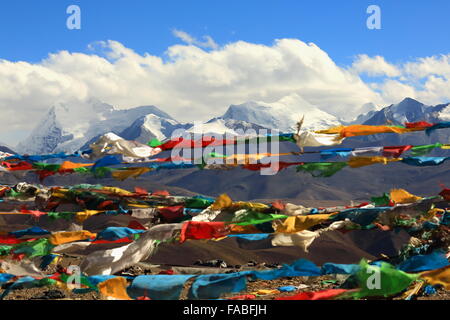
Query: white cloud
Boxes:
[
  {"xmin": 351, "ymin": 54, "xmax": 401, "ymax": 77},
  {"xmin": 0, "ymin": 38, "xmax": 449, "ymax": 146},
  {"xmin": 355, "ymin": 54, "xmax": 450, "ymax": 106},
  {"xmin": 403, "ymin": 54, "xmax": 450, "ymax": 79},
  {"xmin": 172, "ymin": 29, "xmax": 219, "ymax": 50}
]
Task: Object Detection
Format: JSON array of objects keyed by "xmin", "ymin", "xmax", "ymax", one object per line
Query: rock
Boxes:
[{"xmin": 32, "ymin": 290, "xmax": 66, "ymax": 300}]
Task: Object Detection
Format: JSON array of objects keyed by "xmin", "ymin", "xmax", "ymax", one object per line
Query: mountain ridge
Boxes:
[{"xmin": 13, "ymin": 96, "xmax": 450, "ymax": 156}]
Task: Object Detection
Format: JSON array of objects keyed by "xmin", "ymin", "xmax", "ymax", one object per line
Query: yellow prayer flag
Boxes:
[
  {"xmin": 49, "ymin": 230, "xmax": 97, "ymax": 245},
  {"xmin": 390, "ymin": 189, "xmax": 422, "ymax": 204},
  {"xmin": 348, "ymin": 156, "xmax": 401, "ymax": 168},
  {"xmin": 232, "ymin": 201, "xmax": 269, "ymax": 211},
  {"xmin": 211, "ymin": 194, "xmax": 233, "ymax": 210},
  {"xmin": 250, "ymin": 289, "xmax": 280, "ymax": 295},
  {"xmin": 421, "ymin": 266, "xmax": 450, "ymax": 290},
  {"xmin": 75, "ymin": 210, "xmax": 102, "ymax": 223},
  {"xmin": 274, "ymin": 214, "xmax": 332, "ymax": 233},
  {"xmin": 111, "ymin": 167, "xmax": 152, "ymax": 181},
  {"xmin": 101, "ymin": 186, "xmax": 134, "ymax": 196}
]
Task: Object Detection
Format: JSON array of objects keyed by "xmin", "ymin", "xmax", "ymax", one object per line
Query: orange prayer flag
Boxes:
[
  {"xmin": 316, "ymin": 125, "xmax": 422, "ymax": 138},
  {"xmin": 229, "ymin": 224, "xmax": 261, "ymax": 234},
  {"xmin": 59, "ymin": 161, "xmax": 93, "ymax": 171},
  {"xmin": 98, "ymin": 277, "xmax": 132, "ymax": 300}
]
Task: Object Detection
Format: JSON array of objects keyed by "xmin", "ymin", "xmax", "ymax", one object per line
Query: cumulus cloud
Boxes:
[{"xmin": 0, "ymin": 37, "xmax": 449, "ymax": 146}]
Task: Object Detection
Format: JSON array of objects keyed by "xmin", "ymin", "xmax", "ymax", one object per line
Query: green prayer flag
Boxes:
[
  {"xmin": 12, "ymin": 238, "xmax": 55, "ymax": 258},
  {"xmin": 60, "ymin": 273, "xmax": 96, "ymax": 289},
  {"xmin": 296, "ymin": 162, "xmax": 348, "ymax": 177},
  {"xmin": 73, "ymin": 167, "xmax": 90, "ymax": 173},
  {"xmin": 185, "ymin": 197, "xmax": 214, "ymax": 209},
  {"xmin": 93, "ymin": 167, "xmax": 112, "ymax": 178},
  {"xmin": 0, "ymin": 245, "xmax": 12, "ymax": 256},
  {"xmin": 371, "ymin": 193, "xmax": 390, "ymax": 206},
  {"xmin": 33, "ymin": 163, "xmax": 61, "ymax": 172},
  {"xmin": 410, "ymin": 143, "xmax": 443, "ymax": 156},
  {"xmin": 233, "ymin": 211, "xmax": 288, "ymax": 226},
  {"xmin": 148, "ymin": 138, "xmax": 162, "ymax": 148},
  {"xmin": 48, "ymin": 211, "xmax": 75, "ymax": 221},
  {"xmin": 35, "ymin": 278, "xmax": 57, "ymax": 287},
  {"xmin": 350, "ymin": 260, "xmax": 419, "ymax": 299},
  {"xmin": 6, "ymin": 189, "xmax": 21, "ymax": 198},
  {"xmin": 205, "ymin": 152, "xmax": 226, "ymax": 158}
]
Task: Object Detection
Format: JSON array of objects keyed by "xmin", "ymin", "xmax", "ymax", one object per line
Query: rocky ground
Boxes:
[{"xmin": 2, "ymin": 257, "xmax": 446, "ymax": 300}]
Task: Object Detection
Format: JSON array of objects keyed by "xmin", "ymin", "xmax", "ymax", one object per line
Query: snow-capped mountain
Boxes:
[
  {"xmin": 346, "ymin": 110, "xmax": 377, "ymax": 125},
  {"xmin": 220, "ymin": 94, "xmax": 341, "ymax": 132},
  {"xmin": 186, "ymin": 118, "xmax": 268, "ymax": 136},
  {"xmin": 362, "ymin": 97, "xmax": 450, "ymax": 126},
  {"xmin": 348, "ymin": 97, "xmax": 450, "ymax": 147},
  {"xmin": 15, "ymin": 95, "xmax": 450, "ymax": 155},
  {"xmin": 0, "ymin": 141, "xmax": 15, "ymax": 154},
  {"xmin": 16, "ymin": 99, "xmax": 178, "ymax": 154},
  {"xmin": 119, "ymin": 114, "xmax": 192, "ymax": 144}
]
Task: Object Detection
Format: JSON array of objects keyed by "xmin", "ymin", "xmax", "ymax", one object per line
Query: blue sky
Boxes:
[{"xmin": 0, "ymin": 0, "xmax": 449, "ymax": 65}]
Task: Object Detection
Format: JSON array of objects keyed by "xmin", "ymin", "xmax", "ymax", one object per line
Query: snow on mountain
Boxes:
[
  {"xmin": 119, "ymin": 114, "xmax": 192, "ymax": 144},
  {"xmin": 186, "ymin": 118, "xmax": 268, "ymax": 136},
  {"xmin": 221, "ymin": 94, "xmax": 341, "ymax": 132},
  {"xmin": 346, "ymin": 110, "xmax": 377, "ymax": 125},
  {"xmin": 429, "ymin": 103, "xmax": 450, "ymax": 122},
  {"xmin": 0, "ymin": 140, "xmax": 15, "ymax": 154},
  {"xmin": 16, "ymin": 99, "xmax": 177, "ymax": 154},
  {"xmin": 15, "ymin": 94, "xmax": 450, "ymax": 156},
  {"xmin": 363, "ymin": 97, "xmax": 450, "ymax": 126},
  {"xmin": 349, "ymin": 98, "xmax": 450, "ymax": 147}
]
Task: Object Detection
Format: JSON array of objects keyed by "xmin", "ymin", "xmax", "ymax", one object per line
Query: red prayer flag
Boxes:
[
  {"xmin": 97, "ymin": 200, "xmax": 114, "ymax": 209},
  {"xmin": 127, "ymin": 220, "xmax": 147, "ymax": 231},
  {"xmin": 152, "ymin": 190, "xmax": 170, "ymax": 196},
  {"xmin": 159, "ymin": 206, "xmax": 184, "ymax": 223},
  {"xmin": 405, "ymin": 121, "xmax": 433, "ymax": 128},
  {"xmin": 382, "ymin": 145, "xmax": 413, "ymax": 158},
  {"xmin": 227, "ymin": 294, "xmax": 257, "ymax": 300},
  {"xmin": 275, "ymin": 289, "xmax": 349, "ymax": 300},
  {"xmin": 20, "ymin": 209, "xmax": 47, "ymax": 218},
  {"xmin": 180, "ymin": 221, "xmax": 230, "ymax": 243},
  {"xmin": 439, "ymin": 188, "xmax": 450, "ymax": 201},
  {"xmin": 134, "ymin": 187, "xmax": 148, "ymax": 195}
]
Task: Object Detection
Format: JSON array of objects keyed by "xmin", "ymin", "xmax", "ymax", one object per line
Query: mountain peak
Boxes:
[
  {"xmin": 16, "ymin": 100, "xmax": 177, "ymax": 154},
  {"xmin": 222, "ymin": 94, "xmax": 341, "ymax": 132},
  {"xmin": 399, "ymin": 97, "xmax": 422, "ymax": 104},
  {"xmin": 395, "ymin": 97, "xmax": 424, "ymax": 110},
  {"xmin": 362, "ymin": 97, "xmax": 450, "ymax": 129}
]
